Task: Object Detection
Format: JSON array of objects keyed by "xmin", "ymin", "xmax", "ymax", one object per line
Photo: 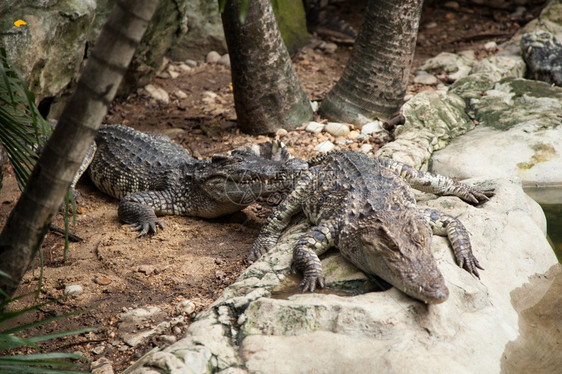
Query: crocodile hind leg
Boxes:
[
  {"xmin": 248, "ymin": 172, "xmax": 314, "ymax": 261},
  {"xmin": 292, "ymin": 224, "xmax": 336, "ymax": 292},
  {"xmin": 422, "ymin": 208, "xmax": 483, "ymax": 278},
  {"xmin": 377, "ymin": 157, "xmax": 494, "ymax": 205}
]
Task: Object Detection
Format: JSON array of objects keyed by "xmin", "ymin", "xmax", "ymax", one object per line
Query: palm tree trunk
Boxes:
[
  {"xmin": 0, "ymin": 0, "xmax": 160, "ymax": 300},
  {"xmin": 319, "ymin": 0, "xmax": 423, "ymax": 124},
  {"xmin": 221, "ymin": 0, "xmax": 313, "ymax": 135}
]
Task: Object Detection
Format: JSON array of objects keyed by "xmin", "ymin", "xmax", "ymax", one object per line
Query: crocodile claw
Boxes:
[
  {"xmin": 457, "ymin": 253, "xmax": 484, "ymax": 279},
  {"xmin": 128, "ymin": 219, "xmax": 165, "ymax": 237},
  {"xmin": 464, "ymin": 188, "xmax": 495, "ymax": 205},
  {"xmin": 301, "ymin": 274, "xmax": 325, "ymax": 292}
]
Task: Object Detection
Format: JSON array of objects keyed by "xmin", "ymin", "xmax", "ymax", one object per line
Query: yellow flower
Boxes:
[{"xmin": 14, "ymin": 19, "xmax": 27, "ymax": 28}]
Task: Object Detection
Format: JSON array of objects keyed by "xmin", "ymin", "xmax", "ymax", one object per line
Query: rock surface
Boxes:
[
  {"xmin": 431, "ymin": 78, "xmax": 562, "ymax": 188},
  {"xmin": 0, "ymin": 0, "xmax": 189, "ymax": 111},
  {"xmin": 129, "ymin": 178, "xmax": 558, "ymax": 373},
  {"xmin": 521, "ymin": 31, "xmax": 562, "ymax": 86}
]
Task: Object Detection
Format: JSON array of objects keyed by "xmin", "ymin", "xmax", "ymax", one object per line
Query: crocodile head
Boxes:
[
  {"xmin": 197, "ymin": 151, "xmax": 308, "ymax": 207},
  {"xmin": 351, "ymin": 213, "xmax": 449, "ymax": 304}
]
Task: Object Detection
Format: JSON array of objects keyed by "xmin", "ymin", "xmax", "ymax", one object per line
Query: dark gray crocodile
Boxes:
[
  {"xmin": 86, "ymin": 125, "xmax": 307, "ymax": 236},
  {"xmin": 249, "ymin": 151, "xmax": 494, "ymax": 304}
]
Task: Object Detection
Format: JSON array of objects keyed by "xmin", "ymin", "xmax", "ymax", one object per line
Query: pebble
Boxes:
[
  {"xmin": 305, "ymin": 121, "xmax": 325, "ymax": 133},
  {"xmin": 92, "ymin": 345, "xmax": 106, "ymax": 355},
  {"xmin": 159, "ymin": 335, "xmax": 177, "ymax": 344},
  {"xmin": 425, "ymin": 22, "xmax": 438, "ymax": 29},
  {"xmin": 218, "ymin": 54, "xmax": 230, "ymax": 67},
  {"xmin": 91, "ymin": 357, "xmax": 114, "ymax": 374},
  {"xmin": 484, "ymin": 41, "xmax": 498, "ymax": 52},
  {"xmin": 137, "ymin": 265, "xmax": 156, "ymax": 275},
  {"xmin": 174, "ymin": 90, "xmax": 188, "ymax": 99},
  {"xmin": 361, "ymin": 120, "xmax": 384, "ymax": 135},
  {"xmin": 64, "ymin": 285, "xmax": 83, "ymax": 296},
  {"xmin": 177, "ymin": 63, "xmax": 192, "ymax": 72},
  {"xmin": 325, "ymin": 122, "xmax": 350, "ymax": 137},
  {"xmin": 347, "ymin": 130, "xmax": 360, "ymax": 139},
  {"xmin": 94, "ymin": 276, "xmax": 112, "ymax": 285},
  {"xmin": 206, "ymin": 51, "xmax": 221, "ymax": 64},
  {"xmin": 144, "ymin": 84, "xmax": 169, "ymax": 105},
  {"xmin": 314, "ymin": 141, "xmax": 335, "ymax": 153},
  {"xmin": 167, "ymin": 69, "xmax": 180, "ymax": 79},
  {"xmin": 359, "ymin": 144, "xmax": 373, "ymax": 153},
  {"xmin": 413, "ymin": 73, "xmax": 438, "ymax": 85},
  {"xmin": 276, "ymin": 128, "xmax": 288, "ymax": 137},
  {"xmin": 320, "ymin": 42, "xmax": 338, "ymax": 54},
  {"xmin": 310, "ymin": 101, "xmax": 320, "ymax": 112},
  {"xmin": 184, "ymin": 59, "xmax": 197, "ymax": 67},
  {"xmin": 173, "ymin": 326, "xmax": 182, "ymax": 334}
]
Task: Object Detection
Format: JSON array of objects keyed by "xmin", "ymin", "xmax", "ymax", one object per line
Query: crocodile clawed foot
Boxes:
[
  {"xmin": 128, "ymin": 219, "xmax": 165, "ymax": 237},
  {"xmin": 457, "ymin": 255, "xmax": 484, "ymax": 279},
  {"xmin": 300, "ymin": 275, "xmax": 325, "ymax": 292},
  {"xmin": 467, "ymin": 188, "xmax": 495, "ymax": 206}
]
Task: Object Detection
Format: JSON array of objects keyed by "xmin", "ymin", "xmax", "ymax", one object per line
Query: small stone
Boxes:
[
  {"xmin": 320, "ymin": 42, "xmax": 337, "ymax": 54},
  {"xmin": 359, "ymin": 144, "xmax": 373, "ymax": 153},
  {"xmin": 215, "ymin": 270, "xmax": 226, "ymax": 279},
  {"xmin": 361, "ymin": 121, "xmax": 384, "ymax": 135},
  {"xmin": 64, "ymin": 285, "xmax": 83, "ymax": 296},
  {"xmin": 347, "ymin": 130, "xmax": 360, "ymax": 139},
  {"xmin": 413, "ymin": 73, "xmax": 438, "ymax": 85},
  {"xmin": 174, "ymin": 90, "xmax": 188, "ymax": 99},
  {"xmin": 137, "ymin": 265, "xmax": 156, "ymax": 275},
  {"xmin": 168, "ymin": 70, "xmax": 179, "ymax": 79},
  {"xmin": 173, "ymin": 326, "xmax": 182, "ymax": 334},
  {"xmin": 425, "ymin": 22, "xmax": 438, "ymax": 29},
  {"xmin": 177, "ymin": 63, "xmax": 192, "ymax": 72},
  {"xmin": 184, "ymin": 59, "xmax": 197, "ymax": 67},
  {"xmin": 92, "ymin": 345, "xmax": 105, "ymax": 355},
  {"xmin": 144, "ymin": 84, "xmax": 169, "ymax": 105},
  {"xmin": 215, "ymin": 258, "xmax": 223, "ymax": 265},
  {"xmin": 305, "ymin": 121, "xmax": 325, "ymax": 133},
  {"xmin": 314, "ymin": 141, "xmax": 335, "ymax": 153},
  {"xmin": 218, "ymin": 54, "xmax": 230, "ymax": 67},
  {"xmin": 276, "ymin": 128, "xmax": 288, "ymax": 137},
  {"xmin": 484, "ymin": 41, "xmax": 498, "ymax": 52},
  {"xmin": 159, "ymin": 335, "xmax": 177, "ymax": 344},
  {"xmin": 206, "ymin": 51, "xmax": 221, "ymax": 64},
  {"xmin": 94, "ymin": 276, "xmax": 112, "ymax": 285},
  {"xmin": 91, "ymin": 357, "xmax": 114, "ymax": 374},
  {"xmin": 310, "ymin": 101, "xmax": 320, "ymax": 112},
  {"xmin": 325, "ymin": 122, "xmax": 350, "ymax": 137}
]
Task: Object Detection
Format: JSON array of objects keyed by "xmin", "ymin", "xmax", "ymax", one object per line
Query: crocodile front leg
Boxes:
[
  {"xmin": 118, "ymin": 190, "xmax": 176, "ymax": 236},
  {"xmin": 292, "ymin": 224, "xmax": 335, "ymax": 292},
  {"xmin": 248, "ymin": 173, "xmax": 314, "ymax": 261},
  {"xmin": 377, "ymin": 157, "xmax": 494, "ymax": 204},
  {"xmin": 422, "ymin": 208, "xmax": 483, "ymax": 278}
]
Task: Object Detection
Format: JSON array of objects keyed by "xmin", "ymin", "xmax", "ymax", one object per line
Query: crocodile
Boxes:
[
  {"xmin": 249, "ymin": 151, "xmax": 494, "ymax": 304},
  {"xmin": 86, "ymin": 124, "xmax": 307, "ymax": 236}
]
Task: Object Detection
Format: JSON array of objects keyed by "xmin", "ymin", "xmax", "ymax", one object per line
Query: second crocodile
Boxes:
[
  {"xmin": 249, "ymin": 151, "xmax": 494, "ymax": 304},
  {"xmin": 86, "ymin": 125, "xmax": 307, "ymax": 236}
]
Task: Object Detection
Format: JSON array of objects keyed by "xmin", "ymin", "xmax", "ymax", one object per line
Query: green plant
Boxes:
[{"xmin": 0, "ymin": 280, "xmax": 94, "ymax": 373}]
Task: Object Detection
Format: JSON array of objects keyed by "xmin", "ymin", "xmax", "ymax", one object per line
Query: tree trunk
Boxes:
[
  {"xmin": 319, "ymin": 0, "xmax": 423, "ymax": 124},
  {"xmin": 221, "ymin": 0, "xmax": 312, "ymax": 135},
  {"xmin": 0, "ymin": 0, "xmax": 160, "ymax": 300}
]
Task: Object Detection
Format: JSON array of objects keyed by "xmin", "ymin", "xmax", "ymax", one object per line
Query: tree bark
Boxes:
[
  {"xmin": 0, "ymin": 0, "xmax": 160, "ymax": 300},
  {"xmin": 319, "ymin": 0, "xmax": 423, "ymax": 124},
  {"xmin": 221, "ymin": 0, "xmax": 312, "ymax": 135}
]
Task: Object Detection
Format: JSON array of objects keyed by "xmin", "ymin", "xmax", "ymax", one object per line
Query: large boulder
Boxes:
[
  {"xmin": 0, "ymin": 0, "xmax": 189, "ymax": 115},
  {"xmin": 128, "ymin": 178, "xmax": 559, "ymax": 373},
  {"xmin": 431, "ymin": 78, "xmax": 562, "ymax": 189}
]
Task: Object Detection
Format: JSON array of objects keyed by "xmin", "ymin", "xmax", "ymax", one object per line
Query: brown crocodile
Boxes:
[{"xmin": 249, "ymin": 151, "xmax": 494, "ymax": 304}]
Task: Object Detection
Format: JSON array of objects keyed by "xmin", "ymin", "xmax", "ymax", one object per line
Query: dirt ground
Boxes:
[{"xmin": 0, "ymin": 1, "xmax": 546, "ymax": 371}]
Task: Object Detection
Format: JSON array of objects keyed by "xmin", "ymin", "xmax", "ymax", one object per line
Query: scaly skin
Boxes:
[
  {"xmin": 250, "ymin": 151, "xmax": 493, "ymax": 304},
  {"xmin": 87, "ymin": 125, "xmax": 308, "ymax": 236}
]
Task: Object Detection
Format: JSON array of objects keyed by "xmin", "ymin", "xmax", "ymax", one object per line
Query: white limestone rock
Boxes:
[
  {"xmin": 431, "ymin": 78, "xmax": 562, "ymax": 188},
  {"xmin": 325, "ymin": 122, "xmax": 351, "ymax": 137}
]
